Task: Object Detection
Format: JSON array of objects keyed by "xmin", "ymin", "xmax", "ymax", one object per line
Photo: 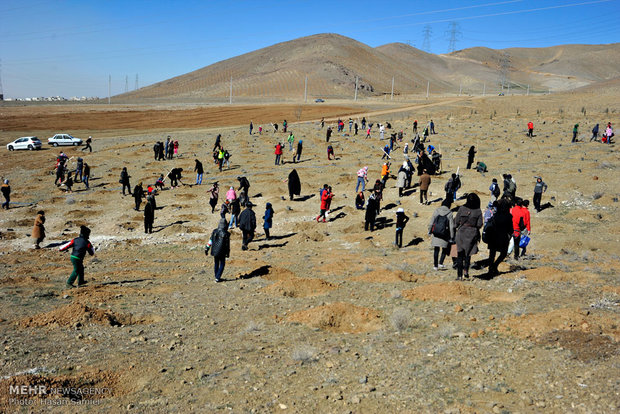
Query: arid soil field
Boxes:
[{"xmin": 0, "ymin": 93, "xmax": 619, "ymax": 413}]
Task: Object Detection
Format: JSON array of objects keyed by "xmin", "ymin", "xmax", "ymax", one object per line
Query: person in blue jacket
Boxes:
[{"xmin": 263, "ymin": 202, "xmax": 274, "ymax": 240}]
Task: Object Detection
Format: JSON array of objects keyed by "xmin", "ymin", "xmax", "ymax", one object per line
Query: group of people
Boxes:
[
  {"xmin": 153, "ymin": 136, "xmax": 179, "ymax": 160},
  {"xmin": 54, "ymin": 153, "xmax": 91, "ymax": 192}
]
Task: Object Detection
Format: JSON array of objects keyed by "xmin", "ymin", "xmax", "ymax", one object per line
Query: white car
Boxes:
[
  {"xmin": 7, "ymin": 136, "xmax": 42, "ymax": 151},
  {"xmin": 47, "ymin": 134, "xmax": 82, "ymax": 147}
]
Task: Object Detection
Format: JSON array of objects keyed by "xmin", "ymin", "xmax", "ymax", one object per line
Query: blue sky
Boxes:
[{"xmin": 1, "ymin": 0, "xmax": 618, "ymax": 98}]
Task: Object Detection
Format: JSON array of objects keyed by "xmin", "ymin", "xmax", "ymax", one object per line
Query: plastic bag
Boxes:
[
  {"xmin": 519, "ymin": 235, "xmax": 530, "ymax": 248},
  {"xmin": 507, "ymin": 237, "xmax": 515, "ymax": 255}
]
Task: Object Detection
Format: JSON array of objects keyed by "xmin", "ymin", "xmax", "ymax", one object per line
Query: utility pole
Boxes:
[
  {"xmin": 304, "ymin": 75, "xmax": 308, "ymax": 103},
  {"xmin": 459, "ymin": 82, "xmax": 462, "ymax": 96},
  {"xmin": 135, "ymin": 74, "xmax": 139, "ymax": 90},
  {"xmin": 426, "ymin": 81, "xmax": 430, "ymax": 99},
  {"xmin": 354, "ymin": 76, "xmax": 358, "ymax": 101},
  {"xmin": 483, "ymin": 83, "xmax": 486, "ymax": 96},
  {"xmin": 0, "ymin": 59, "xmax": 4, "ymax": 101},
  {"xmin": 124, "ymin": 75, "xmax": 128, "ymax": 93},
  {"xmin": 390, "ymin": 76, "xmax": 394, "ymax": 100},
  {"xmin": 498, "ymin": 52, "xmax": 510, "ymax": 91},
  {"xmin": 229, "ymin": 75, "xmax": 232, "ymax": 104},
  {"xmin": 445, "ymin": 22, "xmax": 462, "ymax": 53},
  {"xmin": 108, "ymin": 75, "xmax": 111, "ymax": 104},
  {"xmin": 422, "ymin": 25, "xmax": 432, "ymax": 53},
  {"xmin": 526, "ymin": 84, "xmax": 529, "ymax": 96}
]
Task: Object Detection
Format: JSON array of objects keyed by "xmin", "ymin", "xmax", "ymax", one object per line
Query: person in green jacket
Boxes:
[
  {"xmin": 572, "ymin": 124, "xmax": 579, "ymax": 142},
  {"xmin": 287, "ymin": 132, "xmax": 295, "ymax": 151}
]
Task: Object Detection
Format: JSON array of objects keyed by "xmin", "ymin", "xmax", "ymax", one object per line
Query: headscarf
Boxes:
[{"xmin": 464, "ymin": 193, "xmax": 480, "ymax": 210}]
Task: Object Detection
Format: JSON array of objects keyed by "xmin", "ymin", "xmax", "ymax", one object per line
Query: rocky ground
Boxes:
[{"xmin": 0, "ymin": 93, "xmax": 619, "ymax": 413}]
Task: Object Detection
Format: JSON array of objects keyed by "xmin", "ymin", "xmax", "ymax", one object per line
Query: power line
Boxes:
[{"xmin": 422, "ymin": 25, "xmax": 432, "ymax": 53}]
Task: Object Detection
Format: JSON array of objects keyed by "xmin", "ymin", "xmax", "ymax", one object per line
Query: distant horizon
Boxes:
[{"xmin": 1, "ymin": 0, "xmax": 618, "ymax": 98}]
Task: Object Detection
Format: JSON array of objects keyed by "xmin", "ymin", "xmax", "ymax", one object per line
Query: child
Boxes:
[
  {"xmin": 355, "ymin": 192, "xmax": 365, "ymax": 210},
  {"xmin": 395, "ymin": 208, "xmax": 410, "ymax": 248},
  {"xmin": 263, "ymin": 203, "xmax": 274, "ymax": 240},
  {"xmin": 155, "ymin": 174, "xmax": 165, "ymax": 190}
]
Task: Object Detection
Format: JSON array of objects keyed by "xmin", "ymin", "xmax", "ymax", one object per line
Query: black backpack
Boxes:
[{"xmin": 431, "ymin": 214, "xmax": 451, "ymax": 241}]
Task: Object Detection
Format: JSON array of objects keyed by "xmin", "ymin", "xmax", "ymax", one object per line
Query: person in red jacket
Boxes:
[
  {"xmin": 527, "ymin": 121, "xmax": 534, "ymax": 137},
  {"xmin": 274, "ymin": 143, "xmax": 283, "ymax": 165},
  {"xmin": 316, "ymin": 186, "xmax": 334, "ymax": 222},
  {"xmin": 510, "ymin": 198, "xmax": 531, "ymax": 260}
]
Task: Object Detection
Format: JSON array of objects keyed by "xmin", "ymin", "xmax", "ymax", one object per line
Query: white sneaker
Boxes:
[
  {"xmin": 438, "ymin": 264, "xmax": 446, "ymax": 269},
  {"xmin": 433, "ymin": 266, "xmax": 438, "ymax": 271}
]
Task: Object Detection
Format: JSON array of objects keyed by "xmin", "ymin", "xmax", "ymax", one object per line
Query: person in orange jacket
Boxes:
[
  {"xmin": 527, "ymin": 121, "xmax": 534, "ymax": 137},
  {"xmin": 510, "ymin": 198, "xmax": 531, "ymax": 260},
  {"xmin": 381, "ymin": 162, "xmax": 391, "ymax": 186}
]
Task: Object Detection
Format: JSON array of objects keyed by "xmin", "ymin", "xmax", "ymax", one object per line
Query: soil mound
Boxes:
[
  {"xmin": 0, "ymin": 370, "xmax": 122, "ymax": 406},
  {"xmin": 403, "ymin": 282, "xmax": 520, "ymax": 303},
  {"xmin": 499, "ymin": 308, "xmax": 620, "ymax": 341},
  {"xmin": 287, "ymin": 302, "xmax": 382, "ymax": 333},
  {"xmin": 515, "ymin": 266, "xmax": 600, "ymax": 283},
  {"xmin": 262, "ymin": 278, "xmax": 337, "ymax": 297},
  {"xmin": 18, "ymin": 303, "xmax": 155, "ymax": 328},
  {"xmin": 537, "ymin": 330, "xmax": 619, "ymax": 362},
  {"xmin": 237, "ymin": 265, "xmax": 297, "ymax": 281},
  {"xmin": 350, "ymin": 270, "xmax": 423, "ymax": 283}
]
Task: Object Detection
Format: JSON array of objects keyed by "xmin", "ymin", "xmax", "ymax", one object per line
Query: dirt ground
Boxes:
[{"xmin": 0, "ymin": 93, "xmax": 619, "ymax": 413}]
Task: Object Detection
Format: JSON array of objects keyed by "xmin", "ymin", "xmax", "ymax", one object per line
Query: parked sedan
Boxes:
[
  {"xmin": 6, "ymin": 136, "xmax": 42, "ymax": 151},
  {"xmin": 47, "ymin": 134, "xmax": 82, "ymax": 147}
]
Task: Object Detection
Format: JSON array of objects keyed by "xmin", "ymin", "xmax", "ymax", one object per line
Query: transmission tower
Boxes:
[
  {"xmin": 445, "ymin": 22, "xmax": 462, "ymax": 53},
  {"xmin": 498, "ymin": 53, "xmax": 511, "ymax": 91},
  {"xmin": 422, "ymin": 25, "xmax": 432, "ymax": 53},
  {"xmin": 0, "ymin": 59, "xmax": 4, "ymax": 100},
  {"xmin": 135, "ymin": 74, "xmax": 139, "ymax": 90},
  {"xmin": 125, "ymin": 75, "xmax": 129, "ymax": 93}
]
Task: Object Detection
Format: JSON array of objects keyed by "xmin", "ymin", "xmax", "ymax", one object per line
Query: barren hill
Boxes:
[{"xmin": 118, "ymin": 34, "xmax": 620, "ymax": 102}]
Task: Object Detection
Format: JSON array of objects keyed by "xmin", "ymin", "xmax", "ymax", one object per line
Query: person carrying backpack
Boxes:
[
  {"xmin": 59, "ymin": 225, "xmax": 95, "ymax": 288},
  {"xmin": 238, "ymin": 202, "xmax": 257, "ymax": 250},
  {"xmin": 489, "ymin": 178, "xmax": 501, "ymax": 201},
  {"xmin": 205, "ymin": 218, "xmax": 231, "ymax": 282},
  {"xmin": 428, "ymin": 199, "xmax": 455, "ymax": 270}
]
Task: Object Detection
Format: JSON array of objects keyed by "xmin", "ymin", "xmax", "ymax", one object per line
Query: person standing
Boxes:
[
  {"xmin": 354, "ymin": 122, "xmax": 359, "ymax": 135},
  {"xmin": 287, "ymin": 169, "xmax": 301, "ymax": 201},
  {"xmin": 444, "ymin": 173, "xmax": 459, "ymax": 203},
  {"xmin": 32, "ymin": 210, "xmax": 46, "ymax": 249},
  {"xmin": 394, "ymin": 208, "xmax": 410, "ymax": 248},
  {"xmin": 237, "ymin": 176, "xmax": 250, "ymax": 196},
  {"xmin": 320, "ymin": 118, "xmax": 325, "ymax": 129},
  {"xmin": 1, "ymin": 180, "xmax": 10, "ymax": 209},
  {"xmin": 153, "ymin": 142, "xmax": 160, "ymax": 160},
  {"xmin": 381, "ymin": 162, "xmax": 390, "ymax": 186},
  {"xmin": 466, "ymin": 146, "xmax": 476, "ymax": 169},
  {"xmin": 144, "ymin": 197, "xmax": 155, "ymax": 234},
  {"xmin": 413, "ymin": 120, "xmax": 418, "ymax": 134},
  {"xmin": 204, "ymin": 218, "xmax": 231, "ymax": 282},
  {"xmin": 194, "ymin": 159, "xmax": 204, "ymax": 185},
  {"xmin": 397, "ymin": 163, "xmax": 407, "ymax": 198},
  {"xmin": 287, "ymin": 132, "xmax": 295, "ymax": 151},
  {"xmin": 419, "ymin": 169, "xmax": 431, "ymax": 205},
  {"xmin": 258, "ymin": 125, "xmax": 262, "ymax": 135},
  {"xmin": 327, "ymin": 145, "xmax": 335, "ymax": 160},
  {"xmin": 283, "ymin": 119, "xmax": 287, "ymax": 133},
  {"xmin": 364, "ymin": 192, "xmax": 379, "ymax": 231},
  {"xmin": 120, "ymin": 167, "xmax": 131, "ymax": 196},
  {"xmin": 572, "ymin": 124, "xmax": 579, "ymax": 142},
  {"xmin": 361, "ymin": 117, "xmax": 366, "ymax": 130},
  {"xmin": 379, "ymin": 124, "xmax": 385, "ymax": 140},
  {"xmin": 605, "ymin": 122, "xmax": 614, "ymax": 144},
  {"xmin": 173, "ymin": 140, "xmax": 179, "ymax": 156},
  {"xmin": 591, "ymin": 124, "xmax": 599, "ymax": 141},
  {"xmin": 263, "ymin": 202, "xmax": 274, "ymax": 240},
  {"xmin": 533, "ymin": 177, "xmax": 547, "ymax": 212},
  {"xmin": 59, "ymin": 225, "xmax": 95, "ymax": 288},
  {"xmin": 484, "ymin": 198, "xmax": 513, "ymax": 276},
  {"xmin": 316, "ymin": 186, "xmax": 333, "ymax": 223},
  {"xmin": 274, "ymin": 143, "xmax": 283, "ymax": 165},
  {"xmin": 157, "ymin": 141, "xmax": 165, "ymax": 160},
  {"xmin": 238, "ymin": 202, "xmax": 257, "ymax": 250},
  {"xmin": 249, "ymin": 121, "xmax": 254, "ymax": 135},
  {"xmin": 428, "ymin": 199, "xmax": 454, "ymax": 270},
  {"xmin": 348, "ymin": 118, "xmax": 353, "ymax": 132},
  {"xmin": 502, "ymin": 174, "xmax": 517, "ymax": 202},
  {"xmin": 527, "ymin": 121, "xmax": 534, "ymax": 137},
  {"xmin": 454, "ymin": 193, "xmax": 483, "ymax": 280},
  {"xmin": 430, "ymin": 120, "xmax": 436, "ymax": 134},
  {"xmin": 296, "ymin": 140, "xmax": 303, "ymax": 162},
  {"xmin": 365, "ymin": 126, "xmax": 371, "ymax": 139},
  {"xmin": 326, "ymin": 126, "xmax": 332, "ymax": 143},
  {"xmin": 75, "ymin": 158, "xmax": 83, "ymax": 182},
  {"xmin": 510, "ymin": 198, "xmax": 530, "ymax": 260},
  {"xmin": 82, "ymin": 136, "xmax": 93, "ymax": 152},
  {"xmin": 164, "ymin": 137, "xmax": 171, "ymax": 159},
  {"xmin": 133, "ymin": 183, "xmax": 144, "ymax": 211},
  {"xmin": 356, "ymin": 166, "xmax": 368, "ymax": 193},
  {"xmin": 489, "ymin": 178, "xmax": 500, "ymax": 201},
  {"xmin": 208, "ymin": 182, "xmax": 219, "ymax": 213}
]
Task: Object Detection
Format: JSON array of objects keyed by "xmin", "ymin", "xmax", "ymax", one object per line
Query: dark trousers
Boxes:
[
  {"xmin": 82, "ymin": 144, "xmax": 92, "ymax": 152},
  {"xmin": 420, "ymin": 189, "xmax": 428, "ymax": 204},
  {"xmin": 122, "ymin": 182, "xmax": 131, "ymax": 195},
  {"xmin": 144, "ymin": 219, "xmax": 153, "ymax": 234},
  {"xmin": 395, "ymin": 228, "xmax": 403, "ymax": 248},
  {"xmin": 67, "ymin": 256, "xmax": 85, "ymax": 285},
  {"xmin": 433, "ymin": 246, "xmax": 448, "ymax": 267},
  {"xmin": 528, "ymin": 129, "xmax": 533, "ymax": 137},
  {"xmin": 264, "ymin": 228, "xmax": 270, "ymax": 239},
  {"xmin": 275, "ymin": 154, "xmax": 281, "ymax": 165},
  {"xmin": 398, "ymin": 187, "xmax": 403, "ymax": 197},
  {"xmin": 488, "ymin": 247, "xmax": 507, "ymax": 274},
  {"xmin": 513, "ymin": 235, "xmax": 521, "ymax": 259},
  {"xmin": 242, "ymin": 230, "xmax": 254, "ymax": 250},
  {"xmin": 572, "ymin": 131, "xmax": 578, "ymax": 142},
  {"xmin": 456, "ymin": 252, "xmax": 471, "ymax": 279},
  {"xmin": 467, "ymin": 158, "xmax": 473, "ymax": 169},
  {"xmin": 209, "ymin": 199, "xmax": 217, "ymax": 213},
  {"xmin": 533, "ymin": 192, "xmax": 542, "ymax": 211},
  {"xmin": 134, "ymin": 198, "xmax": 141, "ymax": 211},
  {"xmin": 365, "ymin": 218, "xmax": 375, "ymax": 231},
  {"xmin": 214, "ymin": 257, "xmax": 226, "ymax": 281},
  {"xmin": 1, "ymin": 196, "xmax": 8, "ymax": 209}
]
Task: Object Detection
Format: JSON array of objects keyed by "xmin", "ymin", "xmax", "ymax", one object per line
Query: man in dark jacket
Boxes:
[
  {"xmin": 237, "ymin": 176, "xmax": 250, "ymax": 195},
  {"xmin": 238, "ymin": 203, "xmax": 257, "ymax": 251},
  {"xmin": 205, "ymin": 218, "xmax": 230, "ymax": 283},
  {"xmin": 157, "ymin": 142, "xmax": 165, "ymax": 160},
  {"xmin": 365, "ymin": 193, "xmax": 379, "ymax": 231},
  {"xmin": 120, "ymin": 167, "xmax": 131, "ymax": 196},
  {"xmin": 296, "ymin": 140, "xmax": 303, "ymax": 162},
  {"xmin": 59, "ymin": 225, "xmax": 95, "ymax": 288},
  {"xmin": 75, "ymin": 158, "xmax": 83, "ymax": 182},
  {"xmin": 144, "ymin": 198, "xmax": 155, "ymax": 234},
  {"xmin": 485, "ymin": 199, "xmax": 513, "ymax": 276},
  {"xmin": 168, "ymin": 168, "xmax": 183, "ymax": 188},
  {"xmin": 194, "ymin": 159, "xmax": 204, "ymax": 185}
]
